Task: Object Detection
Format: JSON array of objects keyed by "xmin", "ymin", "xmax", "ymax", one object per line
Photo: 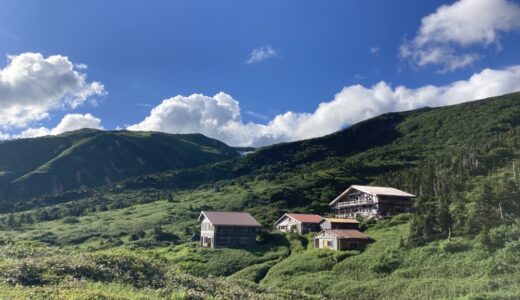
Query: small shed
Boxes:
[
  {"xmin": 314, "ymin": 229, "xmax": 370, "ymax": 251},
  {"xmin": 320, "ymin": 218, "xmax": 359, "ymax": 230},
  {"xmin": 274, "ymin": 213, "xmax": 323, "ymax": 234}
]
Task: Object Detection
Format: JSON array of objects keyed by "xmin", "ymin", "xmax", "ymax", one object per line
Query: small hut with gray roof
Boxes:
[
  {"xmin": 199, "ymin": 211, "xmax": 261, "ymax": 248},
  {"xmin": 330, "ymin": 185, "xmax": 415, "ymax": 219}
]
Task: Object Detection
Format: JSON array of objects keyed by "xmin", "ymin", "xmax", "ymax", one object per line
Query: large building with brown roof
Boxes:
[
  {"xmin": 199, "ymin": 211, "xmax": 261, "ymax": 248},
  {"xmin": 330, "ymin": 185, "xmax": 415, "ymax": 219},
  {"xmin": 274, "ymin": 213, "xmax": 323, "ymax": 234}
]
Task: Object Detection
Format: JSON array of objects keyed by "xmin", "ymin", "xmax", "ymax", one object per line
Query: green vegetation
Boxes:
[
  {"xmin": 0, "ymin": 92, "xmax": 520, "ymax": 299},
  {"xmin": 0, "ymin": 129, "xmax": 239, "ymax": 208}
]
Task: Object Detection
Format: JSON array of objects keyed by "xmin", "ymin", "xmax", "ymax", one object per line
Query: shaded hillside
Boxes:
[
  {"xmin": 0, "ymin": 129, "xmax": 239, "ymax": 205},
  {"xmin": 115, "ymin": 92, "xmax": 520, "ymax": 193}
]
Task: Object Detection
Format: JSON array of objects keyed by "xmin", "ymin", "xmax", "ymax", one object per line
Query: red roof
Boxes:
[
  {"xmin": 286, "ymin": 213, "xmax": 323, "ymax": 223},
  {"xmin": 199, "ymin": 211, "xmax": 261, "ymax": 227}
]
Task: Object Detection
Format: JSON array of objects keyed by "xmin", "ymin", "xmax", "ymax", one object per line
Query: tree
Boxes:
[
  {"xmin": 465, "ymin": 182, "xmax": 497, "ymax": 236},
  {"xmin": 409, "ymin": 196, "xmax": 439, "ymax": 245},
  {"xmin": 437, "ymin": 197, "xmax": 452, "ymax": 238}
]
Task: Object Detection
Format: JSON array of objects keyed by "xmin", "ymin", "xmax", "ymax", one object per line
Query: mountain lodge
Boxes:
[
  {"xmin": 199, "ymin": 211, "xmax": 261, "ymax": 248},
  {"xmin": 330, "ymin": 185, "xmax": 415, "ymax": 219}
]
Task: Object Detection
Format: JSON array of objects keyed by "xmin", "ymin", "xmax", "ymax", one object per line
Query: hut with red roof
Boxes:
[{"xmin": 274, "ymin": 213, "xmax": 323, "ymax": 234}]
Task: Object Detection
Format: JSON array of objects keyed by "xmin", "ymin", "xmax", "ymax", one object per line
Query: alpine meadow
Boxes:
[{"xmin": 0, "ymin": 92, "xmax": 519, "ymax": 299}]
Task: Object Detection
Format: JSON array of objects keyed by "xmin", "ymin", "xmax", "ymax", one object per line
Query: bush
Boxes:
[
  {"xmin": 440, "ymin": 239, "xmax": 471, "ymax": 253},
  {"xmin": 62, "ymin": 217, "xmax": 80, "ymax": 224}
]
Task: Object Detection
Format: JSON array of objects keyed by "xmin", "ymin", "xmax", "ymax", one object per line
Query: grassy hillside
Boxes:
[
  {"xmin": 0, "ymin": 129, "xmax": 239, "ymax": 210},
  {"xmin": 0, "ymin": 92, "xmax": 519, "ymax": 299}
]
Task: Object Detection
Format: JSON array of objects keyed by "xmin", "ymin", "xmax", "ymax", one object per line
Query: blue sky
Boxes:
[{"xmin": 1, "ymin": 0, "xmax": 520, "ymax": 146}]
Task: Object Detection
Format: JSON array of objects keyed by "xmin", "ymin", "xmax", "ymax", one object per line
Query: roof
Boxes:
[
  {"xmin": 330, "ymin": 185, "xmax": 415, "ymax": 206},
  {"xmin": 317, "ymin": 229, "xmax": 370, "ymax": 240},
  {"xmin": 274, "ymin": 213, "xmax": 323, "ymax": 225},
  {"xmin": 199, "ymin": 211, "xmax": 261, "ymax": 227},
  {"xmin": 321, "ymin": 218, "xmax": 359, "ymax": 224}
]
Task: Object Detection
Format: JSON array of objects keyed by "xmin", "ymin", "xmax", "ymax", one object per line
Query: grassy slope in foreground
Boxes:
[{"xmin": 2, "ymin": 216, "xmax": 519, "ymax": 300}]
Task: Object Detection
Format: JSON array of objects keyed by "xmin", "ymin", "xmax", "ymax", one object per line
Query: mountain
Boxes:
[
  {"xmin": 1, "ymin": 92, "xmax": 519, "ymax": 299},
  {"xmin": 116, "ymin": 92, "xmax": 520, "ymax": 200},
  {"xmin": 0, "ymin": 129, "xmax": 239, "ymax": 205}
]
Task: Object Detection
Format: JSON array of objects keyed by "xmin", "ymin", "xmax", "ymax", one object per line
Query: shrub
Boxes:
[
  {"xmin": 62, "ymin": 217, "xmax": 80, "ymax": 224},
  {"xmin": 440, "ymin": 239, "xmax": 471, "ymax": 253}
]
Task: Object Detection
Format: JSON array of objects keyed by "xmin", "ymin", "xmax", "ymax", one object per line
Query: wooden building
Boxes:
[
  {"xmin": 319, "ymin": 218, "xmax": 359, "ymax": 230},
  {"xmin": 199, "ymin": 211, "xmax": 261, "ymax": 248},
  {"xmin": 314, "ymin": 229, "xmax": 370, "ymax": 251},
  {"xmin": 330, "ymin": 185, "xmax": 415, "ymax": 219},
  {"xmin": 274, "ymin": 213, "xmax": 323, "ymax": 234}
]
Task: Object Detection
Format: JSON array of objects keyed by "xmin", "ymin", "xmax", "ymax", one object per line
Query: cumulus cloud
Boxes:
[
  {"xmin": 17, "ymin": 113, "xmax": 103, "ymax": 138},
  {"xmin": 0, "ymin": 52, "xmax": 106, "ymax": 129},
  {"xmin": 128, "ymin": 65, "xmax": 520, "ymax": 147},
  {"xmin": 400, "ymin": 0, "xmax": 520, "ymax": 72},
  {"xmin": 246, "ymin": 46, "xmax": 278, "ymax": 64}
]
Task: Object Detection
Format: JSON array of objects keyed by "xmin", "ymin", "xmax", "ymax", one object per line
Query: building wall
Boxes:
[
  {"xmin": 200, "ymin": 218, "xmax": 215, "ymax": 248},
  {"xmin": 301, "ymin": 223, "xmax": 320, "ymax": 234},
  {"xmin": 275, "ymin": 216, "xmax": 301, "ymax": 233},
  {"xmin": 315, "ymin": 231, "xmax": 369, "ymax": 251},
  {"xmin": 320, "ymin": 220, "xmax": 359, "ymax": 230},
  {"xmin": 314, "ymin": 231, "xmax": 339, "ymax": 250},
  {"xmin": 213, "ymin": 225, "xmax": 257, "ymax": 248},
  {"xmin": 337, "ymin": 238, "xmax": 368, "ymax": 250},
  {"xmin": 333, "ymin": 191, "xmax": 413, "ymax": 219}
]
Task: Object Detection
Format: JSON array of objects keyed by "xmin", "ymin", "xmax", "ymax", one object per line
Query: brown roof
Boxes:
[
  {"xmin": 286, "ymin": 213, "xmax": 323, "ymax": 223},
  {"xmin": 322, "ymin": 218, "xmax": 359, "ymax": 224},
  {"xmin": 323, "ymin": 229, "xmax": 370, "ymax": 240},
  {"xmin": 199, "ymin": 211, "xmax": 261, "ymax": 227}
]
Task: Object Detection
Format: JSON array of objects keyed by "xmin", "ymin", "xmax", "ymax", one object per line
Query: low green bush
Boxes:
[{"xmin": 440, "ymin": 238, "xmax": 472, "ymax": 253}]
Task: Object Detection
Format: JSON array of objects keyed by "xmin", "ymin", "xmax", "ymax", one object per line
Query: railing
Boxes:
[{"xmin": 335, "ymin": 200, "xmax": 374, "ymax": 208}]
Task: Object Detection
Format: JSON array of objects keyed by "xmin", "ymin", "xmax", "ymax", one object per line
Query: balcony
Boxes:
[{"xmin": 335, "ymin": 199, "xmax": 374, "ymax": 208}]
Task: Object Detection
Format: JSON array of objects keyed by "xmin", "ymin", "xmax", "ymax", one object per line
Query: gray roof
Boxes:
[
  {"xmin": 199, "ymin": 211, "xmax": 261, "ymax": 227},
  {"xmin": 330, "ymin": 185, "xmax": 415, "ymax": 206}
]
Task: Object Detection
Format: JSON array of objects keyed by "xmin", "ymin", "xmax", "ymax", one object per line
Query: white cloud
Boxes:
[
  {"xmin": 370, "ymin": 47, "xmax": 379, "ymax": 54},
  {"xmin": 246, "ymin": 46, "xmax": 278, "ymax": 64},
  {"xmin": 400, "ymin": 0, "xmax": 520, "ymax": 72},
  {"xmin": 0, "ymin": 52, "xmax": 106, "ymax": 129},
  {"xmin": 17, "ymin": 113, "xmax": 103, "ymax": 138},
  {"xmin": 128, "ymin": 65, "xmax": 520, "ymax": 147}
]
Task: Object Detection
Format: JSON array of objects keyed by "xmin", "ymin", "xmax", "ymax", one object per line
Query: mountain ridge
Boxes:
[{"xmin": 0, "ymin": 129, "xmax": 239, "ymax": 203}]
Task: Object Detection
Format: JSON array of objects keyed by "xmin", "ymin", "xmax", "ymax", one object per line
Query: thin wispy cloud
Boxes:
[
  {"xmin": 353, "ymin": 74, "xmax": 366, "ymax": 80},
  {"xmin": 245, "ymin": 110, "xmax": 270, "ymax": 121},
  {"xmin": 246, "ymin": 46, "xmax": 278, "ymax": 64},
  {"xmin": 370, "ymin": 47, "xmax": 379, "ymax": 54},
  {"xmin": 136, "ymin": 103, "xmax": 153, "ymax": 108}
]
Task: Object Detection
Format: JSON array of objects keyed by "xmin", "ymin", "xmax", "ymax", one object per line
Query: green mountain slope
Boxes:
[
  {"xmin": 1, "ymin": 92, "xmax": 519, "ymax": 299},
  {"xmin": 0, "ymin": 129, "xmax": 239, "ymax": 205}
]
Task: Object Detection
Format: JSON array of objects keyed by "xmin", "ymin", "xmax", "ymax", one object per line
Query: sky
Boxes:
[{"xmin": 1, "ymin": 0, "xmax": 520, "ymax": 146}]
